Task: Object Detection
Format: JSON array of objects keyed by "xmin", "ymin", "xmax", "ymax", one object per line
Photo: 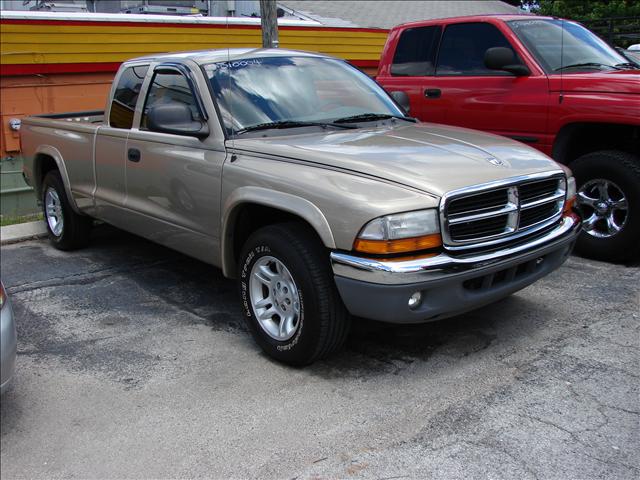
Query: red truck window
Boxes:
[
  {"xmin": 436, "ymin": 23, "xmax": 518, "ymax": 76},
  {"xmin": 391, "ymin": 26, "xmax": 441, "ymax": 76},
  {"xmin": 508, "ymin": 19, "xmax": 629, "ymax": 73},
  {"xmin": 109, "ymin": 65, "xmax": 149, "ymax": 129}
]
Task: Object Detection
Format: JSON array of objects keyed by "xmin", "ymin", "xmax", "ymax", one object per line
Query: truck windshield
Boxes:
[
  {"xmin": 508, "ymin": 19, "xmax": 630, "ymax": 73},
  {"xmin": 204, "ymin": 56, "xmax": 405, "ymax": 136}
]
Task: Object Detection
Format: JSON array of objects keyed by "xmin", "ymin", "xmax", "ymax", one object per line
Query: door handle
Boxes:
[
  {"xmin": 424, "ymin": 88, "xmax": 441, "ymax": 99},
  {"xmin": 128, "ymin": 148, "xmax": 141, "ymax": 163}
]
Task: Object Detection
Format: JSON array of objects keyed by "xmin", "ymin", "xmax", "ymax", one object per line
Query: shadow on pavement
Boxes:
[{"xmin": 4, "ymin": 223, "xmax": 548, "ymax": 380}]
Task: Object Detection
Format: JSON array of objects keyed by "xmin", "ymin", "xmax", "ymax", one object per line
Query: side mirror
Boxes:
[
  {"xmin": 484, "ymin": 47, "xmax": 531, "ymax": 76},
  {"xmin": 147, "ymin": 103, "xmax": 209, "ymax": 139},
  {"xmin": 390, "ymin": 91, "xmax": 411, "ymax": 115}
]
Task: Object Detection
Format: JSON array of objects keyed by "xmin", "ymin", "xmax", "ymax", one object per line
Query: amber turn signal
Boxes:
[{"xmin": 353, "ymin": 233, "xmax": 442, "ymax": 255}]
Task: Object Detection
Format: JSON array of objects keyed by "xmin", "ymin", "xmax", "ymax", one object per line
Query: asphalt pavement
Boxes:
[{"xmin": 1, "ymin": 224, "xmax": 638, "ymax": 479}]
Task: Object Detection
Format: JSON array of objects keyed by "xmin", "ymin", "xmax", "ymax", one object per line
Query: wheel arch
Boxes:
[
  {"xmin": 552, "ymin": 122, "xmax": 640, "ymax": 166},
  {"xmin": 221, "ymin": 187, "xmax": 336, "ymax": 278},
  {"xmin": 32, "ymin": 146, "xmax": 81, "ymax": 213}
]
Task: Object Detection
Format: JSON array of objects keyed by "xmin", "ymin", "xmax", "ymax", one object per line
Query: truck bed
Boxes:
[
  {"xmin": 20, "ymin": 111, "xmax": 105, "ymax": 209},
  {"xmin": 33, "ymin": 110, "xmax": 104, "ymax": 125}
]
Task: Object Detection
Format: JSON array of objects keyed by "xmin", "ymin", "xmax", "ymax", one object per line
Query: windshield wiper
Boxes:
[
  {"xmin": 555, "ymin": 62, "xmax": 621, "ymax": 72},
  {"xmin": 615, "ymin": 62, "xmax": 639, "ymax": 69},
  {"xmin": 333, "ymin": 113, "xmax": 417, "ymax": 124},
  {"xmin": 236, "ymin": 120, "xmax": 356, "ymax": 134}
]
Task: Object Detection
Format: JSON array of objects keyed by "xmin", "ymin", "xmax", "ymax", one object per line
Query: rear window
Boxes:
[
  {"xmin": 391, "ymin": 26, "xmax": 441, "ymax": 76},
  {"xmin": 109, "ymin": 65, "xmax": 149, "ymax": 129}
]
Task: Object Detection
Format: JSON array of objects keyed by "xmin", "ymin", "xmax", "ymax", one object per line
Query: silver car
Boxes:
[{"xmin": 1, "ymin": 281, "xmax": 17, "ymax": 394}]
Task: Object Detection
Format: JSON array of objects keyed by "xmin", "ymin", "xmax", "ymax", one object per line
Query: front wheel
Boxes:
[
  {"xmin": 42, "ymin": 171, "xmax": 92, "ymax": 250},
  {"xmin": 572, "ymin": 150, "xmax": 640, "ymax": 262},
  {"xmin": 237, "ymin": 223, "xmax": 350, "ymax": 366}
]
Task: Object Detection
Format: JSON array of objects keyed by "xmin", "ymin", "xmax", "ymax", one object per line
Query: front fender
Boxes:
[{"xmin": 221, "ymin": 186, "xmax": 336, "ymax": 278}]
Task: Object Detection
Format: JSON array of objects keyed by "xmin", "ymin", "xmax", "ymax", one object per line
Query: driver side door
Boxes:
[
  {"xmin": 425, "ymin": 21, "xmax": 550, "ymax": 146},
  {"xmin": 123, "ymin": 63, "xmax": 227, "ymax": 265}
]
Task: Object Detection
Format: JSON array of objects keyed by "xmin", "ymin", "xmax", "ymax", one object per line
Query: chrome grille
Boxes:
[
  {"xmin": 441, "ymin": 173, "xmax": 566, "ymax": 249},
  {"xmin": 519, "ymin": 178, "xmax": 559, "ymax": 203}
]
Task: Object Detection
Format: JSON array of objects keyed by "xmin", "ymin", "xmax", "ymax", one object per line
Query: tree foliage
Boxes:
[
  {"xmin": 519, "ymin": 1, "xmax": 639, "ymax": 47},
  {"xmin": 527, "ymin": 0, "xmax": 640, "ymax": 20}
]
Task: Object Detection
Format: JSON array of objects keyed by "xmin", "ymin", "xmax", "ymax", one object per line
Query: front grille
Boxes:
[
  {"xmin": 519, "ymin": 202, "xmax": 559, "ymax": 229},
  {"xmin": 443, "ymin": 174, "xmax": 565, "ymax": 248},
  {"xmin": 519, "ymin": 179, "xmax": 559, "ymax": 203},
  {"xmin": 449, "ymin": 214, "xmax": 509, "ymax": 240},
  {"xmin": 447, "ymin": 189, "xmax": 508, "ymax": 216}
]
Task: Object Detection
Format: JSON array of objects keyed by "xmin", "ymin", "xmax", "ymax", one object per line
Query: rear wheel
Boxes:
[
  {"xmin": 238, "ymin": 222, "xmax": 350, "ymax": 366},
  {"xmin": 572, "ymin": 150, "xmax": 640, "ymax": 262},
  {"xmin": 42, "ymin": 171, "xmax": 92, "ymax": 250}
]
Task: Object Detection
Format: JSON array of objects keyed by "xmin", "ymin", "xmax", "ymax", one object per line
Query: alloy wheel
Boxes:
[
  {"xmin": 249, "ymin": 256, "xmax": 301, "ymax": 341},
  {"xmin": 45, "ymin": 187, "xmax": 64, "ymax": 237},
  {"xmin": 577, "ymin": 178, "xmax": 628, "ymax": 238}
]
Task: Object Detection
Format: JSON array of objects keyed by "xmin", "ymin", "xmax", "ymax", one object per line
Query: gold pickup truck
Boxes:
[{"xmin": 20, "ymin": 49, "xmax": 581, "ymax": 365}]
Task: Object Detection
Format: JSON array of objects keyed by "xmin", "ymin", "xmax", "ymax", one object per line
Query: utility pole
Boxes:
[{"xmin": 259, "ymin": 0, "xmax": 279, "ymax": 48}]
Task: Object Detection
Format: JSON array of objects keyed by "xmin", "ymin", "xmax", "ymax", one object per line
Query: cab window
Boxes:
[
  {"xmin": 141, "ymin": 70, "xmax": 203, "ymax": 131},
  {"xmin": 436, "ymin": 23, "xmax": 519, "ymax": 76},
  {"xmin": 109, "ymin": 65, "xmax": 149, "ymax": 129},
  {"xmin": 391, "ymin": 26, "xmax": 441, "ymax": 76}
]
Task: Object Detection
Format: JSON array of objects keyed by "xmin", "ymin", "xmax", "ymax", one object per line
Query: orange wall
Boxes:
[
  {"xmin": 0, "ymin": 17, "xmax": 387, "ymax": 157},
  {"xmin": 0, "ymin": 72, "xmax": 113, "ymax": 156}
]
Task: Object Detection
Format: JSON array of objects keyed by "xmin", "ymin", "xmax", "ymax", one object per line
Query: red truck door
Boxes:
[
  {"xmin": 379, "ymin": 24, "xmax": 443, "ymax": 121},
  {"xmin": 382, "ymin": 21, "xmax": 551, "ymax": 150}
]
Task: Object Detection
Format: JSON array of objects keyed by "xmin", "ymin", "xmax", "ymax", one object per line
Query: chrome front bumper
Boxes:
[{"xmin": 330, "ymin": 214, "xmax": 580, "ymax": 323}]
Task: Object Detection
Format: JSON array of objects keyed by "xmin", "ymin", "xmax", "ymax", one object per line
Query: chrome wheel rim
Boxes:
[
  {"xmin": 249, "ymin": 256, "xmax": 301, "ymax": 341},
  {"xmin": 45, "ymin": 187, "xmax": 64, "ymax": 237},
  {"xmin": 577, "ymin": 179, "xmax": 628, "ymax": 239}
]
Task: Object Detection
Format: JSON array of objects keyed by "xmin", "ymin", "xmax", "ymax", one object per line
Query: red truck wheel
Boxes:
[{"xmin": 572, "ymin": 150, "xmax": 640, "ymax": 262}]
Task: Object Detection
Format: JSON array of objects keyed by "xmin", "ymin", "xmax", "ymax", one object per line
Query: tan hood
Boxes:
[{"xmin": 231, "ymin": 122, "xmax": 563, "ymax": 197}]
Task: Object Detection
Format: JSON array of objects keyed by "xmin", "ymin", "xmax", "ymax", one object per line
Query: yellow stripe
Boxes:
[
  {"xmin": 2, "ymin": 52, "xmax": 382, "ymax": 64},
  {"xmin": 6, "ymin": 43, "xmax": 383, "ymax": 54},
  {"xmin": 1, "ymin": 23, "xmax": 386, "ymax": 65},
  {"xmin": 1, "ymin": 23, "xmax": 386, "ymax": 38},
  {"xmin": 5, "ymin": 33, "xmax": 386, "ymax": 46}
]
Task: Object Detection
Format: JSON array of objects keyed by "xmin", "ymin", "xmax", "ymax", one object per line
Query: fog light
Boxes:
[{"xmin": 408, "ymin": 291, "xmax": 422, "ymax": 309}]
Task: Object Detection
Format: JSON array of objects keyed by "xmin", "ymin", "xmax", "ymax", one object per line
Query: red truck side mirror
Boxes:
[{"xmin": 484, "ymin": 47, "xmax": 531, "ymax": 77}]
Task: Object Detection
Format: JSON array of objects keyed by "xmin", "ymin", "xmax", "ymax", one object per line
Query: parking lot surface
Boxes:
[{"xmin": 1, "ymin": 225, "xmax": 638, "ymax": 479}]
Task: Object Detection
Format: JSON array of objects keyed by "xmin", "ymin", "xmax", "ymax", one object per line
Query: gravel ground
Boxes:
[{"xmin": 1, "ymin": 225, "xmax": 638, "ymax": 479}]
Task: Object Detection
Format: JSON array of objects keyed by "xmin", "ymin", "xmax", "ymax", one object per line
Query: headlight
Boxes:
[{"xmin": 354, "ymin": 209, "xmax": 442, "ymax": 255}]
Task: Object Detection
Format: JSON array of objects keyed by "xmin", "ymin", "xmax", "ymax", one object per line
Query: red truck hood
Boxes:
[{"xmin": 549, "ymin": 70, "xmax": 640, "ymax": 94}]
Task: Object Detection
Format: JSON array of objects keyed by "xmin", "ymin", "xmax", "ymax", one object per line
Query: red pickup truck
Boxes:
[{"xmin": 377, "ymin": 14, "xmax": 640, "ymax": 262}]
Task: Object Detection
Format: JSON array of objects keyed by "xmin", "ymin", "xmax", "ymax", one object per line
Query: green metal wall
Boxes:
[{"xmin": 1, "ymin": 156, "xmax": 39, "ymax": 218}]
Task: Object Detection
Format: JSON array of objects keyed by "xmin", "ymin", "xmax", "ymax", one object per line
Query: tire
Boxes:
[
  {"xmin": 237, "ymin": 222, "xmax": 350, "ymax": 366},
  {"xmin": 571, "ymin": 150, "xmax": 640, "ymax": 262},
  {"xmin": 41, "ymin": 171, "xmax": 92, "ymax": 250}
]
